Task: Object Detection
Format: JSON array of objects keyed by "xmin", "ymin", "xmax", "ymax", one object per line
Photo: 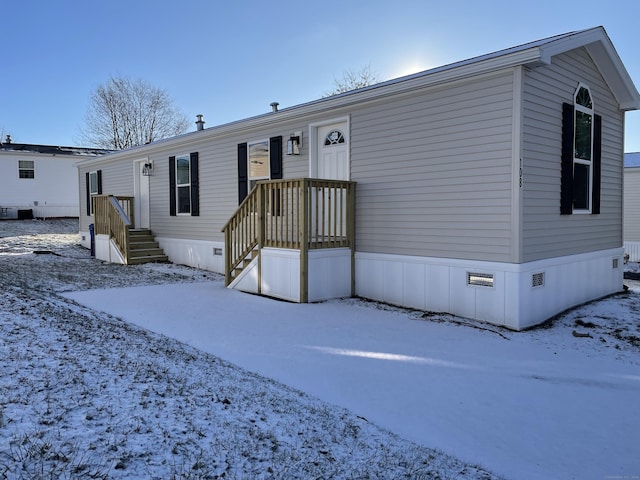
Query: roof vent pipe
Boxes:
[
  {"xmin": 5, "ymin": 135, "xmax": 11, "ymax": 144},
  {"xmin": 195, "ymin": 114, "xmax": 205, "ymax": 131},
  {"xmin": 270, "ymin": 102, "xmax": 279, "ymax": 112}
]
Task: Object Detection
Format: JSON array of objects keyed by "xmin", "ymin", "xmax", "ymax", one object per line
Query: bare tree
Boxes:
[
  {"xmin": 78, "ymin": 77, "xmax": 190, "ymax": 150},
  {"xmin": 324, "ymin": 64, "xmax": 380, "ymax": 97}
]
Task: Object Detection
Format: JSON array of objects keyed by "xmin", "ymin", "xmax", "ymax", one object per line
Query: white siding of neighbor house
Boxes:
[
  {"xmin": 349, "ymin": 70, "xmax": 517, "ymax": 263},
  {"xmin": 521, "ymin": 48, "xmax": 624, "ymax": 263},
  {"xmin": 623, "ymin": 167, "xmax": 640, "ymax": 260},
  {"xmin": 0, "ymin": 153, "xmax": 80, "ymax": 218}
]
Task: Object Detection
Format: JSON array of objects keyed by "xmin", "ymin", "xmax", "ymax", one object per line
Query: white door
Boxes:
[
  {"xmin": 313, "ymin": 122, "xmax": 349, "ymax": 240},
  {"xmin": 135, "ymin": 161, "xmax": 150, "ymax": 229},
  {"xmin": 317, "ymin": 122, "xmax": 349, "ymax": 181}
]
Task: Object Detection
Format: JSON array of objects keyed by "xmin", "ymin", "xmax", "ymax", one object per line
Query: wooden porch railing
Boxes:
[
  {"xmin": 93, "ymin": 195, "xmax": 134, "ymax": 263},
  {"xmin": 222, "ymin": 178, "xmax": 356, "ymax": 295}
]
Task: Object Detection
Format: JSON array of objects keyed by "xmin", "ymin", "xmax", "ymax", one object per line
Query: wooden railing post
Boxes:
[
  {"xmin": 347, "ymin": 182, "xmax": 356, "ymax": 296},
  {"xmin": 299, "ymin": 179, "xmax": 309, "ymax": 303},
  {"xmin": 221, "ymin": 178, "xmax": 355, "ymax": 297}
]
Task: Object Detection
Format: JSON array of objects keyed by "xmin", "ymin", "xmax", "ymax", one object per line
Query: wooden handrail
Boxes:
[
  {"xmin": 93, "ymin": 195, "xmax": 134, "ymax": 264},
  {"xmin": 222, "ymin": 178, "xmax": 356, "ymax": 287}
]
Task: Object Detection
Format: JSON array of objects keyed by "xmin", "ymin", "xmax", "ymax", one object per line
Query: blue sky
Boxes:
[{"xmin": 1, "ymin": 0, "xmax": 639, "ymax": 152}]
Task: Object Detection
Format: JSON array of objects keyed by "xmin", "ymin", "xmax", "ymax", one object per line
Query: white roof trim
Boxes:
[{"xmin": 538, "ymin": 27, "xmax": 640, "ymax": 110}]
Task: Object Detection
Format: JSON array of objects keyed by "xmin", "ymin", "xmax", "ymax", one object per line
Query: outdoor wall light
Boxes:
[
  {"xmin": 142, "ymin": 161, "xmax": 154, "ymax": 176},
  {"xmin": 287, "ymin": 132, "xmax": 302, "ymax": 155}
]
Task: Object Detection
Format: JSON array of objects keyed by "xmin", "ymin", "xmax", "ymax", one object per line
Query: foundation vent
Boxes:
[
  {"xmin": 532, "ymin": 272, "xmax": 545, "ymax": 288},
  {"xmin": 467, "ymin": 272, "xmax": 494, "ymax": 287},
  {"xmin": 612, "ymin": 258, "xmax": 619, "ymax": 269}
]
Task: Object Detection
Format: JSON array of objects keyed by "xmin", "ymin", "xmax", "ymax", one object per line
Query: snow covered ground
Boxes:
[
  {"xmin": 2, "ymin": 219, "xmax": 639, "ymax": 479},
  {"xmin": 0, "ymin": 219, "xmax": 499, "ymax": 479}
]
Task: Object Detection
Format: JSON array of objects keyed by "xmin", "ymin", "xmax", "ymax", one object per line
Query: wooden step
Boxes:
[
  {"xmin": 128, "ymin": 254, "xmax": 169, "ymax": 265},
  {"xmin": 129, "ymin": 240, "xmax": 160, "ymax": 250},
  {"xmin": 126, "ymin": 228, "xmax": 169, "ymax": 265}
]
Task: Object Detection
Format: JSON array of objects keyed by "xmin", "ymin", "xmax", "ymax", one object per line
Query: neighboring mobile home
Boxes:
[
  {"xmin": 76, "ymin": 27, "xmax": 640, "ymax": 330},
  {"xmin": 0, "ymin": 138, "xmax": 109, "ymax": 219},
  {"xmin": 623, "ymin": 152, "xmax": 640, "ymax": 261}
]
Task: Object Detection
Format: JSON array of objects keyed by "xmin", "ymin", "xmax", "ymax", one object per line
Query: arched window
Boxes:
[
  {"xmin": 324, "ymin": 129, "xmax": 345, "ymax": 146},
  {"xmin": 561, "ymin": 83, "xmax": 602, "ymax": 215},
  {"xmin": 572, "ymin": 84, "xmax": 594, "ymax": 211}
]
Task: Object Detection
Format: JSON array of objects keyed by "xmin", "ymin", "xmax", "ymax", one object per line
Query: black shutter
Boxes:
[
  {"xmin": 190, "ymin": 152, "xmax": 199, "ymax": 216},
  {"xmin": 560, "ymin": 102, "xmax": 574, "ymax": 215},
  {"xmin": 238, "ymin": 143, "xmax": 248, "ymax": 204},
  {"xmin": 591, "ymin": 114, "xmax": 602, "ymax": 215},
  {"xmin": 96, "ymin": 170, "xmax": 102, "ymax": 194},
  {"xmin": 169, "ymin": 156, "xmax": 176, "ymax": 216},
  {"xmin": 85, "ymin": 172, "xmax": 90, "ymax": 216},
  {"xmin": 269, "ymin": 136, "xmax": 283, "ymax": 180}
]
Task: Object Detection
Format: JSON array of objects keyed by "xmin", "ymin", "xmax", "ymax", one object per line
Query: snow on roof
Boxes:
[
  {"xmin": 0, "ymin": 143, "xmax": 112, "ymax": 157},
  {"xmin": 625, "ymin": 152, "xmax": 640, "ymax": 167}
]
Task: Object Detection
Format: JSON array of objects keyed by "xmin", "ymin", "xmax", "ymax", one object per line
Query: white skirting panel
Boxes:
[
  {"xmin": 156, "ymin": 237, "xmax": 225, "ymax": 273},
  {"xmin": 94, "ymin": 234, "xmax": 125, "ymax": 264},
  {"xmin": 231, "ymin": 247, "xmax": 352, "ymax": 303},
  {"xmin": 308, "ymin": 248, "xmax": 352, "ymax": 302},
  {"xmin": 624, "ymin": 242, "xmax": 640, "ymax": 262},
  {"xmin": 32, "ymin": 205, "xmax": 79, "ymax": 218},
  {"xmin": 260, "ymin": 248, "xmax": 300, "ymax": 302},
  {"xmin": 79, "ymin": 231, "xmax": 90, "ymax": 248},
  {"xmin": 355, "ymin": 248, "xmax": 624, "ymax": 330}
]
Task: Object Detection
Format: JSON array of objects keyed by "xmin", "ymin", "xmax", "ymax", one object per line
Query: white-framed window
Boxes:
[
  {"xmin": 248, "ymin": 139, "xmax": 269, "ymax": 190},
  {"xmin": 89, "ymin": 171, "xmax": 99, "ymax": 195},
  {"xmin": 573, "ymin": 84, "xmax": 594, "ymax": 212},
  {"xmin": 18, "ymin": 160, "xmax": 35, "ymax": 179},
  {"xmin": 175, "ymin": 154, "xmax": 191, "ymax": 214},
  {"xmin": 88, "ymin": 170, "xmax": 99, "ymax": 214}
]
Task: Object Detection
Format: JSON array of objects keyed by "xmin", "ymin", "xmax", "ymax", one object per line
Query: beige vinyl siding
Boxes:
[
  {"xmin": 350, "ymin": 70, "xmax": 516, "ymax": 262},
  {"xmin": 624, "ymin": 168, "xmax": 640, "ymax": 242},
  {"xmin": 521, "ymin": 48, "xmax": 624, "ymax": 262},
  {"xmin": 78, "ymin": 159, "xmax": 134, "ymax": 232},
  {"xmin": 148, "ymin": 121, "xmax": 311, "ymax": 242}
]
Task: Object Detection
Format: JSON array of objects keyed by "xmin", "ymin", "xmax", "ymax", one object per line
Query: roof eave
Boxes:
[
  {"xmin": 540, "ymin": 27, "xmax": 640, "ymax": 111},
  {"xmin": 76, "ymin": 27, "xmax": 640, "ymax": 167}
]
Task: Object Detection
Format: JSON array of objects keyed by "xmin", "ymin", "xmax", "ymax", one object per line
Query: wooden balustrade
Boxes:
[
  {"xmin": 92, "ymin": 195, "xmax": 134, "ymax": 263},
  {"xmin": 222, "ymin": 178, "xmax": 356, "ymax": 287}
]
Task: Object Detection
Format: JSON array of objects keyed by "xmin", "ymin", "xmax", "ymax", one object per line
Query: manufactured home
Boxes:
[
  {"xmin": 76, "ymin": 27, "xmax": 640, "ymax": 330},
  {"xmin": 624, "ymin": 152, "xmax": 640, "ymax": 261},
  {"xmin": 0, "ymin": 138, "xmax": 109, "ymax": 219}
]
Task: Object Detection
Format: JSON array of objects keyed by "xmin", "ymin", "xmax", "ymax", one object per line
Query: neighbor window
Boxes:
[
  {"xmin": 573, "ymin": 85, "xmax": 594, "ymax": 211},
  {"xmin": 18, "ymin": 160, "xmax": 35, "ymax": 179}
]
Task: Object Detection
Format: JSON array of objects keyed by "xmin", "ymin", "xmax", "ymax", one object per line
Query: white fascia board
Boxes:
[
  {"xmin": 585, "ymin": 41, "xmax": 640, "ymax": 111},
  {"xmin": 539, "ymin": 27, "xmax": 640, "ymax": 111}
]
